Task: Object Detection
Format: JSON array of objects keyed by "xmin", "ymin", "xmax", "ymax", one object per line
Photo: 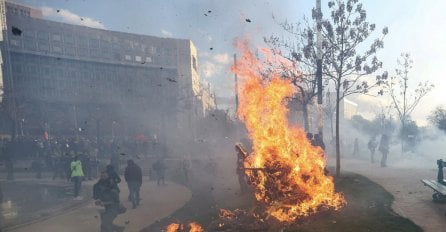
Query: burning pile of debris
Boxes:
[{"xmin": 230, "ymin": 37, "xmax": 345, "ymax": 223}]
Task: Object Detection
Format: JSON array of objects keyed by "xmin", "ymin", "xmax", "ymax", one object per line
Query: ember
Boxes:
[
  {"xmin": 219, "ymin": 208, "xmax": 236, "ymax": 219},
  {"xmin": 231, "ymin": 38, "xmax": 346, "ymax": 222}
]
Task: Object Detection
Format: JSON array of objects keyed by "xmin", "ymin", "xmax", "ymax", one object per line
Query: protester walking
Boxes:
[
  {"xmin": 152, "ymin": 159, "xmax": 166, "ymax": 186},
  {"xmin": 124, "ymin": 159, "xmax": 142, "ymax": 209},
  {"xmin": 368, "ymin": 137, "xmax": 378, "ymax": 163},
  {"xmin": 71, "ymin": 155, "xmax": 84, "ymax": 200},
  {"xmin": 379, "ymin": 134, "xmax": 390, "ymax": 167},
  {"xmin": 93, "ymin": 171, "xmax": 125, "ymax": 232},
  {"xmin": 106, "ymin": 164, "xmax": 121, "ymax": 191}
]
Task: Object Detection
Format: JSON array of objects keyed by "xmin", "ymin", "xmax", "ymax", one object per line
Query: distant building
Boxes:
[{"xmin": 0, "ymin": 1, "xmax": 214, "ymax": 140}]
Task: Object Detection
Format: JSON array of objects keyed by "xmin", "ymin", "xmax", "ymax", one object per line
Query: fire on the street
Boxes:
[
  {"xmin": 165, "ymin": 222, "xmax": 204, "ymax": 232},
  {"xmin": 231, "ymin": 38, "xmax": 346, "ymax": 222}
]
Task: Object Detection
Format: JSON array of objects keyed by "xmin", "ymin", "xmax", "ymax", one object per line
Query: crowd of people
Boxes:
[{"xmin": 0, "ymin": 136, "xmax": 166, "ymax": 181}]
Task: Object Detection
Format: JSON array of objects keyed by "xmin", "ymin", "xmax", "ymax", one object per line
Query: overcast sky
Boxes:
[{"xmin": 11, "ymin": 0, "xmax": 446, "ymax": 126}]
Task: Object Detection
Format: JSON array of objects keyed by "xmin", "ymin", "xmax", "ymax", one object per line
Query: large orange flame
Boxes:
[{"xmin": 232, "ymin": 38, "xmax": 345, "ymax": 222}]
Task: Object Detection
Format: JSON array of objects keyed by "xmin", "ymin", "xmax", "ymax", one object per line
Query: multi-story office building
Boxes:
[{"xmin": 0, "ymin": 1, "xmax": 214, "ymax": 140}]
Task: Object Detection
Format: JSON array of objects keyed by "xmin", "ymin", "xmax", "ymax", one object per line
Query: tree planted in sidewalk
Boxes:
[
  {"xmin": 385, "ymin": 53, "xmax": 433, "ymax": 153},
  {"xmin": 317, "ymin": 0, "xmax": 388, "ymax": 176}
]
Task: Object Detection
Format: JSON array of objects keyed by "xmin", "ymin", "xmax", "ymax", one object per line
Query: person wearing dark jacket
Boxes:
[
  {"xmin": 152, "ymin": 159, "xmax": 166, "ymax": 186},
  {"xmin": 93, "ymin": 171, "xmax": 124, "ymax": 232},
  {"xmin": 124, "ymin": 159, "xmax": 142, "ymax": 209},
  {"xmin": 106, "ymin": 164, "xmax": 121, "ymax": 191}
]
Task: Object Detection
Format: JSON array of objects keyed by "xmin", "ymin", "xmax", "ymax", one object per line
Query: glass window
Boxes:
[
  {"xmin": 37, "ymin": 31, "xmax": 49, "ymax": 40},
  {"xmin": 23, "ymin": 30, "xmax": 35, "ymax": 38},
  {"xmin": 64, "ymin": 34, "xmax": 75, "ymax": 44},
  {"xmin": 24, "ymin": 38, "xmax": 36, "ymax": 50},
  {"xmin": 52, "ymin": 45, "xmax": 62, "ymax": 53},
  {"xmin": 52, "ymin": 34, "xmax": 61, "ymax": 41},
  {"xmin": 64, "ymin": 46, "xmax": 75, "ymax": 56},
  {"xmin": 10, "ymin": 39, "xmax": 20, "ymax": 47},
  {"xmin": 38, "ymin": 41, "xmax": 49, "ymax": 51},
  {"xmin": 89, "ymin": 38, "xmax": 99, "ymax": 49},
  {"xmin": 124, "ymin": 55, "xmax": 132, "ymax": 61},
  {"xmin": 135, "ymin": 56, "xmax": 142, "ymax": 62},
  {"xmin": 77, "ymin": 36, "xmax": 88, "ymax": 48}
]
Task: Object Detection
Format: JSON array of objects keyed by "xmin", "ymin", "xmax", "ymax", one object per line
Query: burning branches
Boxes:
[{"xmin": 231, "ymin": 37, "xmax": 345, "ymax": 223}]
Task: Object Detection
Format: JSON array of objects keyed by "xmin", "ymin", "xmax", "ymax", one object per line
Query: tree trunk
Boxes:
[
  {"xmin": 302, "ymin": 103, "xmax": 310, "ymax": 132},
  {"xmin": 401, "ymin": 120, "xmax": 405, "ymax": 155},
  {"xmin": 335, "ymin": 87, "xmax": 341, "ymax": 177}
]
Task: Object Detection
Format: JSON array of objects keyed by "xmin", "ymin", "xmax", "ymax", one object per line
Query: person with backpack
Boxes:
[{"xmin": 93, "ymin": 171, "xmax": 125, "ymax": 232}]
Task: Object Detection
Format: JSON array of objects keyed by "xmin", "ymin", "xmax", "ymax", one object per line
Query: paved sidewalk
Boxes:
[
  {"xmin": 10, "ymin": 178, "xmax": 192, "ymax": 232},
  {"xmin": 337, "ymin": 158, "xmax": 446, "ymax": 232}
]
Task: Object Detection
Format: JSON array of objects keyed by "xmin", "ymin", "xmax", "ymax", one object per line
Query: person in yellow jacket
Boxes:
[{"xmin": 71, "ymin": 155, "xmax": 84, "ymax": 200}]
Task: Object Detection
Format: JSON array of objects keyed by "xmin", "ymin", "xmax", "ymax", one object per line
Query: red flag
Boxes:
[{"xmin": 44, "ymin": 131, "xmax": 49, "ymax": 140}]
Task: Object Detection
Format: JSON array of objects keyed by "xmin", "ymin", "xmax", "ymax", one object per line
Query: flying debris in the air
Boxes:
[
  {"xmin": 11, "ymin": 26, "xmax": 22, "ymax": 36},
  {"xmin": 166, "ymin": 78, "xmax": 177, "ymax": 83}
]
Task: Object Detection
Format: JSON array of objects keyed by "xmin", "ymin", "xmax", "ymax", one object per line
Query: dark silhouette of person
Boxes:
[
  {"xmin": 93, "ymin": 171, "xmax": 124, "ymax": 232},
  {"xmin": 368, "ymin": 137, "xmax": 378, "ymax": 163},
  {"xmin": 379, "ymin": 134, "xmax": 390, "ymax": 167},
  {"xmin": 124, "ymin": 159, "xmax": 142, "ymax": 209}
]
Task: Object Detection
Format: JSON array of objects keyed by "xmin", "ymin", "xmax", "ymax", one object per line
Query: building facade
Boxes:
[{"xmin": 0, "ymin": 1, "xmax": 214, "ymax": 141}]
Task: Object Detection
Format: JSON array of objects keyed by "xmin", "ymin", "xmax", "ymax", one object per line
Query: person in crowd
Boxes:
[
  {"xmin": 306, "ymin": 133, "xmax": 314, "ymax": 144},
  {"xmin": 235, "ymin": 143, "xmax": 248, "ymax": 194},
  {"xmin": 63, "ymin": 153, "xmax": 72, "ymax": 182},
  {"xmin": 71, "ymin": 155, "xmax": 85, "ymax": 200},
  {"xmin": 352, "ymin": 138, "xmax": 359, "ymax": 156},
  {"xmin": 379, "ymin": 134, "xmax": 390, "ymax": 167},
  {"xmin": 368, "ymin": 136, "xmax": 378, "ymax": 163},
  {"xmin": 181, "ymin": 158, "xmax": 190, "ymax": 183},
  {"xmin": 52, "ymin": 155, "xmax": 65, "ymax": 180},
  {"xmin": 32, "ymin": 156, "xmax": 43, "ymax": 179},
  {"xmin": 3, "ymin": 140, "xmax": 14, "ymax": 180},
  {"xmin": 152, "ymin": 159, "xmax": 166, "ymax": 186},
  {"xmin": 124, "ymin": 159, "xmax": 142, "ymax": 209},
  {"xmin": 110, "ymin": 152, "xmax": 120, "ymax": 174},
  {"xmin": 106, "ymin": 164, "xmax": 121, "ymax": 191},
  {"xmin": 90, "ymin": 153, "xmax": 100, "ymax": 179},
  {"xmin": 81, "ymin": 153, "xmax": 92, "ymax": 180},
  {"xmin": 93, "ymin": 171, "xmax": 125, "ymax": 232},
  {"xmin": 313, "ymin": 133, "xmax": 325, "ymax": 151}
]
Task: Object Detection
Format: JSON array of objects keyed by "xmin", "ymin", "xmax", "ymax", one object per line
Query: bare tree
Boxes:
[
  {"xmin": 386, "ymin": 53, "xmax": 434, "ymax": 152},
  {"xmin": 319, "ymin": 0, "xmax": 388, "ymax": 176}
]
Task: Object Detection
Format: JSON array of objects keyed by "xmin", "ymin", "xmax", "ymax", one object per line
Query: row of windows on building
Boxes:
[
  {"xmin": 8, "ymin": 37, "xmax": 172, "ymax": 65},
  {"xmin": 13, "ymin": 25, "xmax": 171, "ymax": 56},
  {"xmin": 13, "ymin": 75, "xmax": 176, "ymax": 104},
  {"xmin": 10, "ymin": 56, "xmax": 177, "ymax": 82},
  {"xmin": 6, "ymin": 6, "xmax": 31, "ymax": 17}
]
